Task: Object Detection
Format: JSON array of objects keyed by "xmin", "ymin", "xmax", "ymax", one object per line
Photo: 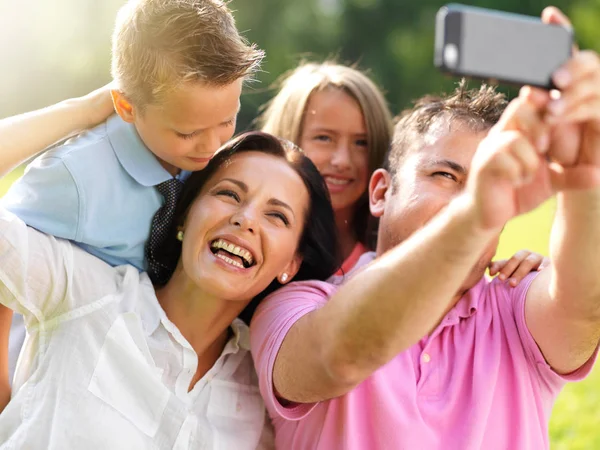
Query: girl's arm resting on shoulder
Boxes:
[
  {"xmin": 0, "ymin": 83, "xmax": 114, "ymax": 177},
  {"xmin": 488, "ymin": 250, "xmax": 547, "ymax": 286}
]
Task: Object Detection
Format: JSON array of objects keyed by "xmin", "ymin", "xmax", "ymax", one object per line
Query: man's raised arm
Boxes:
[
  {"xmin": 266, "ymin": 92, "xmax": 552, "ymax": 403},
  {"xmin": 525, "ymin": 49, "xmax": 600, "ymax": 374}
]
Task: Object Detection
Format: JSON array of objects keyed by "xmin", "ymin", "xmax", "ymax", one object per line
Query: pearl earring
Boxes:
[
  {"xmin": 281, "ymin": 273, "xmax": 288, "ymax": 283},
  {"xmin": 176, "ymin": 230, "xmax": 184, "ymax": 242}
]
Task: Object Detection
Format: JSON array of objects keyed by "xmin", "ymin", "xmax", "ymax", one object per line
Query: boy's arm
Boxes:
[{"xmin": 0, "ymin": 84, "xmax": 114, "ymax": 177}]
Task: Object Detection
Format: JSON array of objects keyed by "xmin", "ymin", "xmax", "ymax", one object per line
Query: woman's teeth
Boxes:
[
  {"xmin": 210, "ymin": 239, "xmax": 254, "ymax": 266},
  {"xmin": 215, "ymin": 253, "xmax": 245, "ymax": 269}
]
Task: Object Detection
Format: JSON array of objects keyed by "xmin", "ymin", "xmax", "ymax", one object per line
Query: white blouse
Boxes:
[{"xmin": 0, "ymin": 209, "xmax": 273, "ymax": 449}]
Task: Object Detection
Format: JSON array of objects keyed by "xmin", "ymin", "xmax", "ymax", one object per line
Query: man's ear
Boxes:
[
  {"xmin": 111, "ymin": 90, "xmax": 136, "ymax": 123},
  {"xmin": 369, "ymin": 168, "xmax": 393, "ymax": 218},
  {"xmin": 278, "ymin": 253, "xmax": 303, "ymax": 284}
]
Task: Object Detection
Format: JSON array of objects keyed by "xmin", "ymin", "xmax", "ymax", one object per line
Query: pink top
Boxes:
[
  {"xmin": 250, "ymin": 252, "xmax": 597, "ymax": 450},
  {"xmin": 333, "ymin": 242, "xmax": 368, "ymax": 277}
]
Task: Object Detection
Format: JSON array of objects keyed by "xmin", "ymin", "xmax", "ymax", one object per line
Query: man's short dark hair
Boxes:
[{"xmin": 385, "ymin": 80, "xmax": 507, "ymax": 178}]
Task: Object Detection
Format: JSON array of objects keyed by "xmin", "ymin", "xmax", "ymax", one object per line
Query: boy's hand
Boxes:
[
  {"xmin": 489, "ymin": 250, "xmax": 549, "ymax": 287},
  {"xmin": 466, "ymin": 90, "xmax": 553, "ymax": 231}
]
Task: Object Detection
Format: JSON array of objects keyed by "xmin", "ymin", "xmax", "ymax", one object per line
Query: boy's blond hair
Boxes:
[
  {"xmin": 111, "ymin": 0, "xmax": 264, "ymax": 108},
  {"xmin": 256, "ymin": 61, "xmax": 393, "ymax": 249}
]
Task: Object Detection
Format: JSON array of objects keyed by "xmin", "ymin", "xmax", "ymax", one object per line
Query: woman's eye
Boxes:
[
  {"xmin": 433, "ymin": 171, "xmax": 457, "ymax": 182},
  {"xmin": 268, "ymin": 212, "xmax": 290, "ymax": 226},
  {"xmin": 355, "ymin": 139, "xmax": 368, "ymax": 147},
  {"xmin": 216, "ymin": 190, "xmax": 240, "ymax": 201}
]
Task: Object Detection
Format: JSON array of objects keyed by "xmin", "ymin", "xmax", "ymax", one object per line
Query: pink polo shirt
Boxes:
[{"xmin": 250, "ymin": 252, "xmax": 597, "ymax": 450}]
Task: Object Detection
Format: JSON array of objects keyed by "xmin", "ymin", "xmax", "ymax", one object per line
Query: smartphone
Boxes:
[{"xmin": 434, "ymin": 4, "xmax": 573, "ymax": 89}]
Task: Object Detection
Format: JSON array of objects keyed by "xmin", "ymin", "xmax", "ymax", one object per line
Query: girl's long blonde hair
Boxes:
[{"xmin": 257, "ymin": 61, "xmax": 393, "ymax": 248}]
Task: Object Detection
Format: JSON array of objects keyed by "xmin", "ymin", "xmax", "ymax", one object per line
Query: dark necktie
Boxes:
[{"xmin": 146, "ymin": 178, "xmax": 184, "ymax": 284}]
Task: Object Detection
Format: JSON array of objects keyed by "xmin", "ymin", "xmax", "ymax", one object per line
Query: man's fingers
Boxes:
[
  {"xmin": 547, "ymin": 123, "xmax": 581, "ymax": 167},
  {"xmin": 484, "ymin": 132, "xmax": 539, "ymax": 186},
  {"xmin": 541, "ymin": 6, "xmax": 573, "ymax": 28},
  {"xmin": 541, "ymin": 6, "xmax": 578, "ymax": 54},
  {"xmin": 561, "ymin": 99, "xmax": 600, "ymax": 127},
  {"xmin": 509, "ymin": 134, "xmax": 541, "ymax": 183},
  {"xmin": 552, "ymin": 51, "xmax": 600, "ymax": 92},
  {"xmin": 547, "ymin": 70, "xmax": 600, "ymax": 121},
  {"xmin": 490, "ymin": 152, "xmax": 522, "ymax": 185},
  {"xmin": 496, "ymin": 97, "xmax": 550, "ymax": 153},
  {"xmin": 520, "ymin": 86, "xmax": 552, "ymax": 109}
]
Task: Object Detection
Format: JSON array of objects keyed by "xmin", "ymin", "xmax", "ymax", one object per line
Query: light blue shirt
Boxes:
[{"xmin": 1, "ymin": 114, "xmax": 190, "ymax": 271}]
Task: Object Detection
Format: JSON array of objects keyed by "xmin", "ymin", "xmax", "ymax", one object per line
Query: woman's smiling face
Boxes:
[{"xmin": 180, "ymin": 151, "xmax": 309, "ymax": 302}]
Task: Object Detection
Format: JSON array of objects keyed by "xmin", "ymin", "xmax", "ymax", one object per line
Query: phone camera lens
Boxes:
[{"xmin": 444, "ymin": 44, "xmax": 459, "ymax": 69}]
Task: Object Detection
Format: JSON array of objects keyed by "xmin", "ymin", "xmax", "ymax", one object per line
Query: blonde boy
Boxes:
[
  {"xmin": 1, "ymin": 0, "xmax": 263, "ymax": 383},
  {"xmin": 2, "ymin": 0, "xmax": 264, "ymax": 270}
]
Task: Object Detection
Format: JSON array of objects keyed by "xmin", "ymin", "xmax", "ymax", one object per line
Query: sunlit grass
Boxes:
[{"xmin": 0, "ymin": 167, "xmax": 598, "ymax": 447}]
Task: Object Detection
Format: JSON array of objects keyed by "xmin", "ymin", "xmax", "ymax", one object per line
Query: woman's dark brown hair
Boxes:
[{"xmin": 147, "ymin": 131, "xmax": 341, "ymax": 323}]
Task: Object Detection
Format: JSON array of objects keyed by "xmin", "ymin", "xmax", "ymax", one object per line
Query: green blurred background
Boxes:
[{"xmin": 0, "ymin": 0, "xmax": 598, "ymax": 447}]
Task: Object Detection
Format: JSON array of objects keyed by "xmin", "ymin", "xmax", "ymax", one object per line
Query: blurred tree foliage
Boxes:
[
  {"xmin": 237, "ymin": 0, "xmax": 600, "ymax": 126},
  {"xmin": 1, "ymin": 0, "xmax": 599, "ymax": 127}
]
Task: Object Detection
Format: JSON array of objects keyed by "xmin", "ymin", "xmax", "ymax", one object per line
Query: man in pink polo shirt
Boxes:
[{"xmin": 250, "ymin": 8, "xmax": 600, "ymax": 450}]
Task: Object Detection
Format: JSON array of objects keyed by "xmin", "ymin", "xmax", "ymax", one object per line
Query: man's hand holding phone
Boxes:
[
  {"xmin": 438, "ymin": 4, "xmax": 600, "ymax": 196},
  {"xmin": 536, "ymin": 7, "xmax": 600, "ymax": 192}
]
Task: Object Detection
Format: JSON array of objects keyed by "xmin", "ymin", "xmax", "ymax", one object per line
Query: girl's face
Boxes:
[
  {"xmin": 299, "ymin": 89, "xmax": 370, "ymax": 216},
  {"xmin": 179, "ymin": 151, "xmax": 308, "ymax": 302}
]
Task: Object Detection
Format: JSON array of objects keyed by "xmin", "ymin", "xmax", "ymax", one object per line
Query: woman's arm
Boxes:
[
  {"xmin": 0, "ymin": 84, "xmax": 114, "ymax": 177},
  {"xmin": 0, "ymin": 84, "xmax": 112, "ymax": 407}
]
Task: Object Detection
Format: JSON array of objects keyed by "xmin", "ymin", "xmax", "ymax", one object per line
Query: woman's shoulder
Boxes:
[
  {"xmin": 0, "ymin": 207, "xmax": 140, "ymax": 323},
  {"xmin": 262, "ymin": 279, "xmax": 339, "ymax": 309}
]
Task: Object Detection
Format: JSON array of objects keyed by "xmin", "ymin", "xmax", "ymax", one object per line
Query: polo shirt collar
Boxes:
[
  {"xmin": 106, "ymin": 114, "xmax": 173, "ymax": 187},
  {"xmin": 453, "ymin": 277, "xmax": 486, "ymax": 319}
]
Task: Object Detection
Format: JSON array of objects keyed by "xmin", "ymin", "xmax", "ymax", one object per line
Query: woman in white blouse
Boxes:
[{"xmin": 0, "ymin": 89, "xmax": 340, "ymax": 449}]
